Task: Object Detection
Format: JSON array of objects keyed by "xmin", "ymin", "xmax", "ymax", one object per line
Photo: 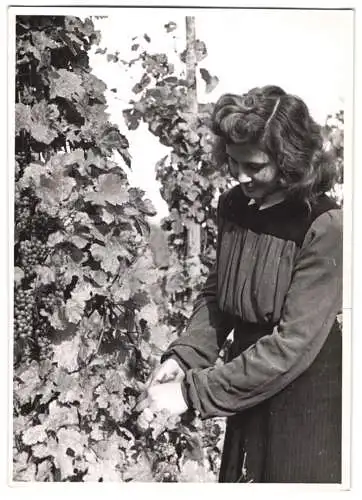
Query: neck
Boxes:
[{"xmin": 254, "ymin": 189, "xmax": 286, "ymax": 210}]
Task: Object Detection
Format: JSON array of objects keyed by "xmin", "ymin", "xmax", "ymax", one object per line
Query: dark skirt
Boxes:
[{"xmin": 218, "ymin": 320, "xmax": 342, "ymax": 483}]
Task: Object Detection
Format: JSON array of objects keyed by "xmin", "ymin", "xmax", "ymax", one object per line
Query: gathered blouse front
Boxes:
[{"xmin": 161, "ymin": 185, "xmax": 343, "ymax": 419}]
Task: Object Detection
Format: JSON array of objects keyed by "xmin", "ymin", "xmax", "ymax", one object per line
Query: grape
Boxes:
[
  {"xmin": 152, "ymin": 439, "xmax": 177, "ymax": 461},
  {"xmin": 34, "ymin": 320, "xmax": 53, "ymax": 361},
  {"xmin": 136, "ymin": 361, "xmax": 152, "ymax": 383},
  {"xmin": 13, "ymin": 286, "xmax": 35, "ymax": 363},
  {"xmin": 33, "ymin": 211, "xmax": 60, "ymax": 241},
  {"xmin": 19, "ymin": 238, "xmax": 49, "ymax": 275},
  {"xmin": 153, "ymin": 459, "xmax": 179, "ymax": 482},
  {"xmin": 15, "ymin": 195, "xmax": 35, "ymax": 237},
  {"xmin": 15, "ymin": 188, "xmax": 58, "ymax": 241}
]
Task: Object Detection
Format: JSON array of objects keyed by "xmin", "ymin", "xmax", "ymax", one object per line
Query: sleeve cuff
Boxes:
[
  {"xmin": 180, "ymin": 379, "xmax": 193, "ymax": 409},
  {"xmin": 160, "ymin": 351, "xmax": 191, "ymax": 374}
]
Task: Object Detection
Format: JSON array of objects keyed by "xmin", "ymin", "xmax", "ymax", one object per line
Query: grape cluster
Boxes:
[
  {"xmin": 33, "ymin": 211, "xmax": 60, "ymax": 242},
  {"xmin": 14, "ymin": 286, "xmax": 34, "ymax": 362},
  {"xmin": 40, "ymin": 288, "xmax": 63, "ymax": 314},
  {"xmin": 153, "ymin": 458, "xmax": 179, "ymax": 482},
  {"xmin": 15, "ymin": 187, "xmax": 58, "ymax": 241},
  {"xmin": 15, "ymin": 152, "xmax": 30, "ymax": 181},
  {"xmin": 33, "ymin": 212, "xmax": 51, "ymax": 241},
  {"xmin": 19, "ymin": 238, "xmax": 48, "ymax": 275},
  {"xmin": 15, "ymin": 194, "xmax": 36, "ymax": 237},
  {"xmin": 34, "ymin": 320, "xmax": 53, "ymax": 361},
  {"xmin": 153, "ymin": 439, "xmax": 177, "ymax": 461},
  {"xmin": 152, "ymin": 438, "xmax": 179, "ymax": 481},
  {"xmin": 136, "ymin": 359, "xmax": 152, "ymax": 383}
]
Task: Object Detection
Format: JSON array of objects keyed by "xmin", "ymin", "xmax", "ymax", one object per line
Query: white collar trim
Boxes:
[{"xmin": 248, "ymin": 191, "xmax": 286, "ymax": 210}]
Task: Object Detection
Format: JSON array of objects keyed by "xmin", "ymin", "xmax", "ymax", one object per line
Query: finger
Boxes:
[
  {"xmin": 135, "ymin": 380, "xmax": 146, "ymax": 392},
  {"xmin": 145, "ymin": 373, "xmax": 156, "ymax": 389},
  {"xmin": 152, "ymin": 370, "xmax": 177, "ymax": 385},
  {"xmin": 134, "ymin": 396, "xmax": 149, "ymax": 413},
  {"xmin": 134, "ymin": 389, "xmax": 148, "ymax": 408},
  {"xmin": 146, "ymin": 370, "xmax": 166, "ymax": 388}
]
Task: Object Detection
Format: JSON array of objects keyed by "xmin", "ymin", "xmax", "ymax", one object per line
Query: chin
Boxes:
[{"xmin": 240, "ymin": 185, "xmax": 263, "ymax": 199}]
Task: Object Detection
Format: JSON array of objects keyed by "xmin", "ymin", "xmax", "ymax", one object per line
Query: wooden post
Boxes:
[
  {"xmin": 184, "ymin": 16, "xmax": 201, "ymax": 265},
  {"xmin": 185, "ymin": 16, "xmax": 198, "ymax": 118}
]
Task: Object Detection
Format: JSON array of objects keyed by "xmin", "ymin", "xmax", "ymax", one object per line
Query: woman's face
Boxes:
[{"xmin": 225, "ymin": 143, "xmax": 280, "ymax": 200}]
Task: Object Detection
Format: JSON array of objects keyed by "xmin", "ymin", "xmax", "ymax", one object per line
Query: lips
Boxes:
[{"xmin": 242, "ymin": 183, "xmax": 255, "ymax": 192}]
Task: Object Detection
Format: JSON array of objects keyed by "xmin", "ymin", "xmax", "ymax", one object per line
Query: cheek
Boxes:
[{"xmin": 254, "ymin": 167, "xmax": 278, "ymax": 184}]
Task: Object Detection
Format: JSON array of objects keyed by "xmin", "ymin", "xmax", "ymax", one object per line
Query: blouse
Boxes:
[{"xmin": 160, "ymin": 186, "xmax": 343, "ymax": 420}]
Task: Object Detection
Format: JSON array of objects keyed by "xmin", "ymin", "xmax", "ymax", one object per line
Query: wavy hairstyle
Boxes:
[{"xmin": 211, "ymin": 85, "xmax": 338, "ymax": 204}]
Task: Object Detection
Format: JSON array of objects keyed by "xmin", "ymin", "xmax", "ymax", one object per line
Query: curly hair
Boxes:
[{"xmin": 211, "ymin": 85, "xmax": 339, "ymax": 204}]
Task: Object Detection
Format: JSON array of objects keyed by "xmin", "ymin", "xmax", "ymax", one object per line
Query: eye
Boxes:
[{"xmin": 244, "ymin": 162, "xmax": 266, "ymax": 171}]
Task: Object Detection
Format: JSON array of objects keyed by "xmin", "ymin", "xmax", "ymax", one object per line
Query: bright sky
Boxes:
[{"xmin": 89, "ymin": 8, "xmax": 353, "ymax": 221}]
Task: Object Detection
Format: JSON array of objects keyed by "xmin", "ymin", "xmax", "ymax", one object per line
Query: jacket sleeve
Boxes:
[
  {"xmin": 160, "ymin": 267, "xmax": 234, "ymax": 372},
  {"xmin": 181, "ymin": 209, "xmax": 343, "ymax": 419},
  {"xmin": 160, "ymin": 194, "xmax": 234, "ymax": 372}
]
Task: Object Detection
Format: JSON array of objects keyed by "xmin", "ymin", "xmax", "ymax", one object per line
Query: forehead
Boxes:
[{"xmin": 226, "ymin": 143, "xmax": 270, "ymax": 163}]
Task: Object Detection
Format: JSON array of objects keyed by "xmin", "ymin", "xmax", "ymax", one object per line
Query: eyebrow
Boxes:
[{"xmin": 226, "ymin": 154, "xmax": 269, "ymax": 167}]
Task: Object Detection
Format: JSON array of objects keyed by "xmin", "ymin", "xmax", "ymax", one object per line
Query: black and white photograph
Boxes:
[{"xmin": 7, "ymin": 1, "xmax": 356, "ymax": 488}]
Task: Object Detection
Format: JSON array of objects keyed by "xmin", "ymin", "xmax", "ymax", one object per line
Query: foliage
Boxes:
[
  {"xmin": 322, "ymin": 110, "xmax": 344, "ymax": 206},
  {"xmin": 14, "ymin": 14, "xmax": 344, "ymax": 483},
  {"xmin": 119, "ymin": 27, "xmax": 345, "ymax": 327},
  {"xmin": 117, "ymin": 27, "xmax": 233, "ymax": 334},
  {"xmin": 13, "ymin": 15, "xmax": 224, "ymax": 483}
]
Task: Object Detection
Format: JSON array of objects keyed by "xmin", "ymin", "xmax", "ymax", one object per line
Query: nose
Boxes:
[{"xmin": 237, "ymin": 171, "xmax": 252, "ymax": 183}]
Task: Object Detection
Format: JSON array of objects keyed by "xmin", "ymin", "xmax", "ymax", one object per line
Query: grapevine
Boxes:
[
  {"xmin": 13, "ymin": 15, "xmax": 223, "ymax": 483},
  {"xmin": 14, "ymin": 285, "xmax": 35, "ymax": 363},
  {"xmin": 13, "ymin": 14, "xmax": 343, "ymax": 483}
]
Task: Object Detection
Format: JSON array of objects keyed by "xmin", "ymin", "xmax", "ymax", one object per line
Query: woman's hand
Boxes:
[
  {"xmin": 134, "ymin": 381, "xmax": 189, "ymax": 416},
  {"xmin": 145, "ymin": 358, "xmax": 185, "ymax": 388}
]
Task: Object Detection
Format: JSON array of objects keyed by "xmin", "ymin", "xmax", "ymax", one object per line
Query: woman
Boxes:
[{"xmin": 136, "ymin": 85, "xmax": 343, "ymax": 483}]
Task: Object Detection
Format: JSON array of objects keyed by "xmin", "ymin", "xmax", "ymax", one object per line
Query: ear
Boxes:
[{"xmin": 277, "ymin": 177, "xmax": 288, "ymax": 188}]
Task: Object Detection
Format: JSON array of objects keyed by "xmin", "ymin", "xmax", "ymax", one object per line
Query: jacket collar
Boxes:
[{"xmin": 247, "ymin": 190, "xmax": 286, "ymax": 211}]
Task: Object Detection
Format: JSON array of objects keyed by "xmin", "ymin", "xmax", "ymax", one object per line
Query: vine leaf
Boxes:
[
  {"xmin": 14, "ymin": 266, "xmax": 24, "ymax": 284},
  {"xmin": 100, "ymin": 208, "xmax": 115, "ymax": 224},
  {"xmin": 84, "ymin": 173, "xmax": 129, "ymax": 207},
  {"xmin": 90, "ymin": 238, "xmax": 130, "ymax": 274},
  {"xmin": 104, "ymin": 370, "xmax": 126, "ymax": 394},
  {"xmin": 110, "ymin": 275, "xmax": 131, "ymax": 303},
  {"xmin": 29, "ymin": 100, "xmax": 60, "ymax": 144},
  {"xmin": 35, "ymin": 459, "xmax": 54, "ymax": 481},
  {"xmin": 56, "ymin": 372, "xmax": 83, "ymax": 404},
  {"xmin": 135, "ymin": 197, "xmax": 157, "ymax": 216},
  {"xmin": 84, "ymin": 433, "xmax": 125, "ymax": 481},
  {"xmin": 32, "ymin": 30, "xmax": 59, "ymax": 51},
  {"xmin": 149, "ymin": 324, "xmax": 172, "ymax": 351},
  {"xmin": 33, "ymin": 265, "xmax": 56, "ymax": 285},
  {"xmin": 69, "ymin": 235, "xmax": 89, "ymax": 249},
  {"xmin": 98, "ymin": 127, "xmax": 130, "ymax": 161},
  {"xmin": 107, "ymin": 394, "xmax": 125, "ymax": 421},
  {"xmin": 14, "ymin": 361, "xmax": 41, "ymax": 405},
  {"xmin": 23, "ymin": 156, "xmax": 77, "ymax": 217},
  {"xmin": 129, "ymin": 253, "xmax": 159, "ymax": 289},
  {"xmin": 22, "ymin": 424, "xmax": 47, "ymax": 446},
  {"xmin": 199, "ymin": 68, "xmax": 219, "ymax": 94},
  {"xmin": 49, "ymin": 68, "xmax": 85, "ymax": 101},
  {"xmin": 179, "ymin": 459, "xmax": 215, "ymax": 482},
  {"xmin": 82, "ymin": 72, "xmax": 107, "ymax": 101},
  {"xmin": 13, "ymin": 452, "xmax": 37, "ymax": 481},
  {"xmin": 53, "ymin": 335, "xmax": 81, "ymax": 372},
  {"xmin": 47, "ymin": 230, "xmax": 66, "ymax": 247},
  {"xmin": 83, "ymin": 459, "xmax": 123, "ymax": 481},
  {"xmin": 15, "ymin": 103, "xmax": 31, "ymax": 134},
  {"xmin": 138, "ymin": 302, "xmax": 159, "ymax": 327},
  {"xmin": 123, "ymin": 451, "xmax": 154, "ymax": 482},
  {"xmin": 164, "ymin": 21, "xmax": 177, "ymax": 33},
  {"xmin": 65, "ymin": 282, "xmax": 93, "ymax": 324},
  {"xmin": 43, "ymin": 401, "xmax": 79, "ymax": 431}
]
